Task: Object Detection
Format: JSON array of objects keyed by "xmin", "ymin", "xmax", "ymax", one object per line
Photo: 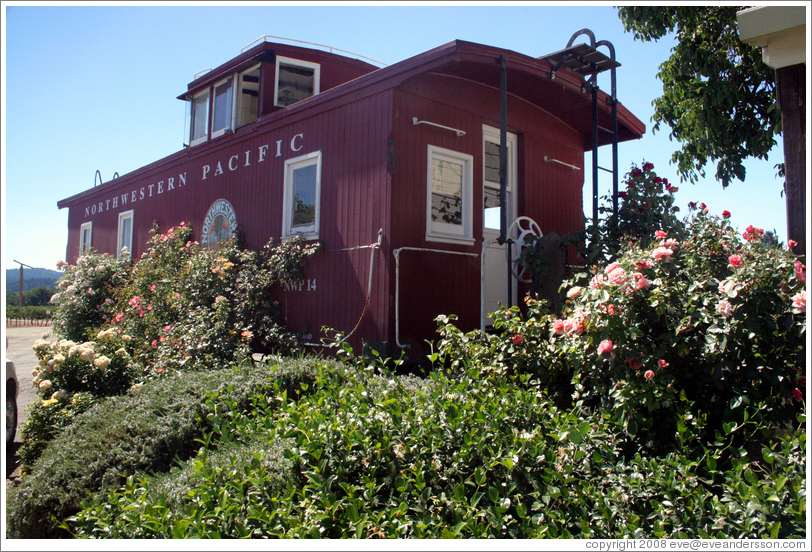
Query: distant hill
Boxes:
[{"xmin": 5, "ymin": 267, "xmax": 64, "ymax": 295}]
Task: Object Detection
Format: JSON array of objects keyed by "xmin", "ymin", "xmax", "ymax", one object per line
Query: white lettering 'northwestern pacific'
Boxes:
[{"xmin": 79, "ymin": 129, "xmax": 306, "ymax": 219}]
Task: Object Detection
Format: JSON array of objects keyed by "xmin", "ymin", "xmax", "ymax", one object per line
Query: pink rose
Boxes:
[
  {"xmin": 608, "ymin": 267, "xmax": 627, "ymax": 285},
  {"xmin": 164, "ymin": 325, "xmax": 171, "ymax": 332},
  {"xmin": 635, "ymin": 259, "xmax": 653, "ymax": 270},
  {"xmin": 606, "ymin": 262, "xmax": 622, "ymax": 274},
  {"xmin": 627, "ymin": 357, "xmax": 643, "ymax": 371},
  {"xmin": 787, "ymin": 240, "xmax": 797, "ymax": 249},
  {"xmin": 567, "ymin": 286, "xmax": 582, "ymax": 299},
  {"xmin": 634, "ymin": 276, "xmax": 650, "ymax": 291},
  {"xmin": 150, "ymin": 284, "xmax": 156, "ymax": 291},
  {"xmin": 590, "ymin": 273, "xmax": 606, "ymax": 289},
  {"xmin": 794, "ymin": 260, "xmax": 806, "ymax": 283},
  {"xmin": 644, "ymin": 370, "xmax": 655, "ymax": 379},
  {"xmin": 728, "ymin": 255, "xmax": 743, "ymax": 268},
  {"xmin": 791, "ymin": 290, "xmax": 806, "ymax": 314},
  {"xmin": 652, "ymin": 247, "xmax": 673, "ymax": 262},
  {"xmin": 716, "ymin": 299, "xmax": 733, "ymax": 318},
  {"xmin": 655, "ymin": 230, "xmax": 668, "ymax": 240},
  {"xmin": 552, "ymin": 319, "xmax": 565, "ymax": 335},
  {"xmin": 742, "ymin": 225, "xmax": 764, "ymax": 243},
  {"xmin": 597, "ymin": 339, "xmax": 614, "ymax": 356},
  {"xmin": 658, "ymin": 360, "xmax": 669, "ymax": 369}
]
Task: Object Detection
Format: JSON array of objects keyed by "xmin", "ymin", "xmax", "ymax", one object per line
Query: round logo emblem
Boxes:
[{"xmin": 201, "ymin": 199, "xmax": 238, "ymax": 251}]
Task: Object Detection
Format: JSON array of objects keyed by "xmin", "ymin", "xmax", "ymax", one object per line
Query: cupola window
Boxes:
[
  {"xmin": 189, "ymin": 90, "xmax": 210, "ymax": 146},
  {"xmin": 275, "ymin": 57, "xmax": 320, "ymax": 107}
]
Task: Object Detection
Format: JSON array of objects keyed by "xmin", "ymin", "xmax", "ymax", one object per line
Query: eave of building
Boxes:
[{"xmin": 737, "ymin": 6, "xmax": 807, "ymax": 70}]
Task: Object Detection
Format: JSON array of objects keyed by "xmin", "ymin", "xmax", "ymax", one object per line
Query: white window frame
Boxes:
[
  {"xmin": 274, "ymin": 56, "xmax": 321, "ymax": 107},
  {"xmin": 282, "ymin": 151, "xmax": 322, "ymax": 240},
  {"xmin": 236, "ymin": 63, "xmax": 261, "ymax": 128},
  {"xmin": 189, "ymin": 89, "xmax": 210, "ymax": 147},
  {"xmin": 79, "ymin": 222, "xmax": 93, "ymax": 254},
  {"xmin": 482, "ymin": 124, "xmax": 518, "ymax": 233},
  {"xmin": 117, "ymin": 210, "xmax": 134, "ymax": 259},
  {"xmin": 211, "ymin": 76, "xmax": 234, "ymax": 139},
  {"xmin": 426, "ymin": 145, "xmax": 475, "ymax": 245}
]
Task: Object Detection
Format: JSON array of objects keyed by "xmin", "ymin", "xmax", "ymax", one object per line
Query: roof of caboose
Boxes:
[
  {"xmin": 59, "ymin": 39, "xmax": 644, "ymax": 209},
  {"xmin": 266, "ymin": 39, "xmax": 645, "ymax": 150}
]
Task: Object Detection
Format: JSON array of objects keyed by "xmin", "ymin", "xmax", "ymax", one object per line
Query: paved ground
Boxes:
[{"xmin": 5, "ymin": 324, "xmax": 53, "ymax": 483}]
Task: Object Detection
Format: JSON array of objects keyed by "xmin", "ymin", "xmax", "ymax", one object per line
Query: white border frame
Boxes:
[
  {"xmin": 117, "ymin": 210, "xmax": 134, "ymax": 259},
  {"xmin": 425, "ymin": 145, "xmax": 475, "ymax": 245},
  {"xmin": 189, "ymin": 89, "xmax": 210, "ymax": 147},
  {"xmin": 282, "ymin": 150, "xmax": 322, "ymax": 240},
  {"xmin": 482, "ymin": 124, "xmax": 518, "ymax": 233},
  {"xmin": 79, "ymin": 221, "xmax": 93, "ymax": 254},
  {"xmin": 236, "ymin": 63, "xmax": 261, "ymax": 129},
  {"xmin": 274, "ymin": 56, "xmax": 321, "ymax": 107},
  {"xmin": 210, "ymin": 76, "xmax": 234, "ymax": 139}
]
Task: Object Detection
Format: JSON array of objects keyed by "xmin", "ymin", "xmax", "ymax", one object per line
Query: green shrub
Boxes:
[
  {"xmin": 109, "ymin": 223, "xmax": 318, "ymax": 376},
  {"xmin": 65, "ymin": 364, "xmax": 807, "ymax": 538},
  {"xmin": 437, "ymin": 176, "xmax": 806, "ymax": 451},
  {"xmin": 5, "ymin": 359, "xmax": 324, "ymax": 539},
  {"xmin": 18, "ymin": 329, "xmax": 142, "ymax": 469},
  {"xmin": 50, "ymin": 253, "xmax": 130, "ymax": 342}
]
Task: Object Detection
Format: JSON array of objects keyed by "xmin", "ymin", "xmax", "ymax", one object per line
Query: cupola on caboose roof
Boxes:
[{"xmin": 58, "ymin": 37, "xmax": 644, "ymax": 361}]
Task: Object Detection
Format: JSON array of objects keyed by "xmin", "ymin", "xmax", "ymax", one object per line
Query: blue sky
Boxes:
[{"xmin": 1, "ymin": 2, "xmax": 794, "ymax": 273}]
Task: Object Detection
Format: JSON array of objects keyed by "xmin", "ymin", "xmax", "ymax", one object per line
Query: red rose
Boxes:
[
  {"xmin": 618, "ymin": 191, "xmax": 627, "ymax": 199},
  {"xmin": 642, "ymin": 162, "xmax": 654, "ymax": 171},
  {"xmin": 513, "ymin": 334, "xmax": 524, "ymax": 345},
  {"xmin": 793, "ymin": 388, "xmax": 804, "ymax": 402},
  {"xmin": 722, "ymin": 210, "xmax": 731, "ymax": 218}
]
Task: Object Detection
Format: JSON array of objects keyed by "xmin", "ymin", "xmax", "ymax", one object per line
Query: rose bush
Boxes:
[
  {"xmin": 50, "ymin": 253, "xmax": 130, "ymax": 342},
  {"xmin": 581, "ymin": 161, "xmax": 685, "ymax": 265},
  {"xmin": 20, "ymin": 329, "xmax": 138, "ymax": 469},
  {"xmin": 437, "ymin": 163, "xmax": 806, "ymax": 453},
  {"xmin": 108, "ymin": 223, "xmax": 319, "ymax": 376}
]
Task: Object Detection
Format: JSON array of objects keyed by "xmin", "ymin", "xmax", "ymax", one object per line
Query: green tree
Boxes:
[
  {"xmin": 617, "ymin": 6, "xmax": 780, "ymax": 187},
  {"xmin": 24, "ymin": 286, "xmax": 56, "ymax": 306}
]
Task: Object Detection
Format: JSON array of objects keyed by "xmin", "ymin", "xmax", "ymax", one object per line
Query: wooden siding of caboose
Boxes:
[
  {"xmin": 273, "ymin": 89, "xmax": 395, "ymax": 352},
  {"xmin": 387, "ymin": 73, "xmax": 586, "ymax": 351},
  {"xmin": 62, "ymin": 87, "xmax": 396, "ymax": 354}
]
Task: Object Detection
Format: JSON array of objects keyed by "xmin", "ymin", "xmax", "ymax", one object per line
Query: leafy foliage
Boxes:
[
  {"xmin": 108, "ymin": 223, "xmax": 319, "ymax": 376},
  {"xmin": 63, "ymin": 362, "xmax": 806, "ymax": 539},
  {"xmin": 49, "ymin": 253, "xmax": 130, "ymax": 342},
  {"xmin": 617, "ymin": 6, "xmax": 780, "ymax": 186},
  {"xmin": 437, "ymin": 163, "xmax": 806, "ymax": 452},
  {"xmin": 19, "ymin": 329, "xmax": 140, "ymax": 469},
  {"xmin": 6, "ymin": 360, "xmax": 323, "ymax": 539}
]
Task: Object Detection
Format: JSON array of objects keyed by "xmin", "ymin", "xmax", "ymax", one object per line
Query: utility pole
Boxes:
[{"xmin": 13, "ymin": 260, "xmax": 33, "ymax": 307}]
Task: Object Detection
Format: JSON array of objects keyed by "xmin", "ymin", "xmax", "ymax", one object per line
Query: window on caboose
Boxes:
[
  {"xmin": 117, "ymin": 210, "xmax": 133, "ymax": 259},
  {"xmin": 79, "ymin": 222, "xmax": 92, "ymax": 254},
  {"xmin": 189, "ymin": 89, "xmax": 210, "ymax": 146},
  {"xmin": 275, "ymin": 57, "xmax": 320, "ymax": 107},
  {"xmin": 236, "ymin": 64, "xmax": 261, "ymax": 128},
  {"xmin": 426, "ymin": 145, "xmax": 474, "ymax": 245},
  {"xmin": 282, "ymin": 151, "xmax": 322, "ymax": 239},
  {"xmin": 211, "ymin": 76, "xmax": 234, "ymax": 139}
]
